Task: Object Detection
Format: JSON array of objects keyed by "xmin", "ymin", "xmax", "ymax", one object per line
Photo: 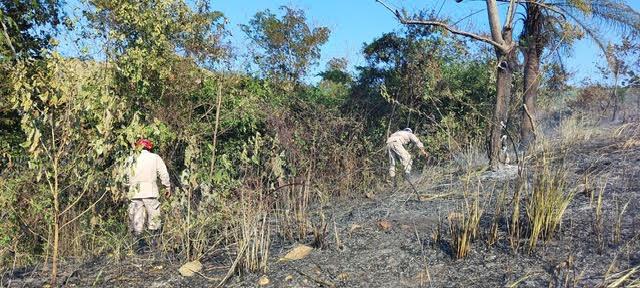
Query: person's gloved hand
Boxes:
[{"xmin": 420, "ymin": 148, "xmax": 429, "ymax": 158}]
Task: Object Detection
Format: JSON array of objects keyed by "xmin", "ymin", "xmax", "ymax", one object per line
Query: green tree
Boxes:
[
  {"xmin": 86, "ymin": 0, "xmax": 228, "ymax": 107},
  {"xmin": 318, "ymin": 57, "xmax": 352, "ymax": 84},
  {"xmin": 241, "ymin": 6, "xmax": 330, "ymax": 91},
  {"xmin": 8, "ymin": 52, "xmax": 117, "ymax": 286},
  {"xmin": 1, "ymin": 0, "xmax": 65, "ymax": 169},
  {"xmin": 2, "ymin": 1, "xmax": 231, "ymax": 284},
  {"xmin": 378, "ymin": 0, "xmax": 520, "ymax": 170},
  {"xmin": 0, "ymin": 0, "xmax": 63, "ymax": 59},
  {"xmin": 350, "ymin": 26, "xmax": 494, "ymax": 157},
  {"xmin": 602, "ymin": 35, "xmax": 640, "ymax": 120}
]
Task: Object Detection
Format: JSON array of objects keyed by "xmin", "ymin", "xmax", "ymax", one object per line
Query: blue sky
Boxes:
[
  {"xmin": 213, "ymin": 0, "xmax": 640, "ymax": 84},
  {"xmin": 61, "ymin": 0, "xmax": 640, "ymax": 84}
]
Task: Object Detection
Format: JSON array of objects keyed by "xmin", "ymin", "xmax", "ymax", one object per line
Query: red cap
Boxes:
[{"xmin": 136, "ymin": 139, "xmax": 153, "ymax": 150}]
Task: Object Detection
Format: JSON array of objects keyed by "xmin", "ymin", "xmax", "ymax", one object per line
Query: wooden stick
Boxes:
[
  {"xmin": 294, "ymin": 268, "xmax": 336, "ymax": 288},
  {"xmin": 217, "ymin": 243, "xmax": 247, "ymax": 288}
]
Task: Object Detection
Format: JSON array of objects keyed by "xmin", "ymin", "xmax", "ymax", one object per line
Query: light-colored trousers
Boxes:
[
  {"xmin": 128, "ymin": 198, "xmax": 162, "ymax": 235},
  {"xmin": 387, "ymin": 141, "xmax": 412, "ymax": 178}
]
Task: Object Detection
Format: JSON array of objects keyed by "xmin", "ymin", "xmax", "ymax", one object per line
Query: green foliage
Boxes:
[
  {"xmin": 0, "ymin": 0, "xmax": 63, "ymax": 59},
  {"xmin": 351, "ymin": 27, "xmax": 495, "ymax": 158},
  {"xmin": 241, "ymin": 6, "xmax": 330, "ymax": 89},
  {"xmin": 0, "ymin": 1, "xmax": 540, "ymax": 276},
  {"xmin": 86, "ymin": 0, "xmax": 228, "ymax": 103},
  {"xmin": 1, "ymin": 0, "xmax": 233, "ymax": 271},
  {"xmin": 318, "ymin": 57, "xmax": 352, "ymax": 84},
  {"xmin": 1, "ymin": 0, "xmax": 65, "ymax": 172}
]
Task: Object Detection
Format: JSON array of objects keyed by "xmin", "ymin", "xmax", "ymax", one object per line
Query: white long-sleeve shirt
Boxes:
[
  {"xmin": 386, "ymin": 130, "xmax": 424, "ymax": 148},
  {"xmin": 128, "ymin": 150, "xmax": 171, "ymax": 199}
]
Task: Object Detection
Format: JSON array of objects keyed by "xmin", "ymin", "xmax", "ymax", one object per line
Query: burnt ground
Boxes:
[{"xmin": 3, "ymin": 124, "xmax": 640, "ymax": 287}]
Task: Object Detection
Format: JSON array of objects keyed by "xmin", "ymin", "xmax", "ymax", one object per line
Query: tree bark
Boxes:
[
  {"xmin": 490, "ymin": 47, "xmax": 515, "ymax": 170},
  {"xmin": 521, "ymin": 48, "xmax": 540, "ymax": 148},
  {"xmin": 520, "ymin": 4, "xmax": 543, "ymax": 149}
]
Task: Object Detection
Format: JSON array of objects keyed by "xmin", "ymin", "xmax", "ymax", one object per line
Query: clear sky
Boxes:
[{"xmin": 60, "ymin": 0, "xmax": 640, "ymax": 85}]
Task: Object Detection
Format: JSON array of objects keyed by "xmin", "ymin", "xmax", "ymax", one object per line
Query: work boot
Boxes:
[
  {"xmin": 134, "ymin": 235, "xmax": 149, "ymax": 255},
  {"xmin": 149, "ymin": 229, "xmax": 161, "ymax": 249}
]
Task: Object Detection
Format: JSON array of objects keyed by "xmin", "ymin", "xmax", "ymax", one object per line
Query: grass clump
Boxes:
[
  {"xmin": 525, "ymin": 154, "xmax": 576, "ymax": 252},
  {"xmin": 448, "ymin": 180, "xmax": 483, "ymax": 259}
]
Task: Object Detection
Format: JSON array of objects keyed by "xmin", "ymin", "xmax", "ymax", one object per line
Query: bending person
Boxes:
[{"xmin": 386, "ymin": 128, "xmax": 428, "ymax": 182}]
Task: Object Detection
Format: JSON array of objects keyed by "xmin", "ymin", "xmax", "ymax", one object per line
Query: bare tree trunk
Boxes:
[
  {"xmin": 490, "ymin": 48, "xmax": 514, "ymax": 170},
  {"xmin": 520, "ymin": 4, "xmax": 543, "ymax": 149},
  {"xmin": 486, "ymin": 0, "xmax": 515, "ymax": 171}
]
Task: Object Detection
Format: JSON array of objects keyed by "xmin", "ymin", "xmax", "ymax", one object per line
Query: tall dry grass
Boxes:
[
  {"xmin": 557, "ymin": 113, "xmax": 599, "ymax": 147},
  {"xmin": 487, "ymin": 184, "xmax": 507, "ymax": 247},
  {"xmin": 612, "ymin": 197, "xmax": 629, "ymax": 245},
  {"xmin": 447, "ymin": 178, "xmax": 484, "ymax": 259},
  {"xmin": 524, "ymin": 154, "xmax": 576, "ymax": 252}
]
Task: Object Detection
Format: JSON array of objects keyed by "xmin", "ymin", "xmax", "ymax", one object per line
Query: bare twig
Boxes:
[
  {"xmin": 209, "ymin": 82, "xmax": 223, "ymax": 177},
  {"xmin": 294, "ymin": 268, "xmax": 336, "ymax": 288},
  {"xmin": 217, "ymin": 243, "xmax": 248, "ymax": 288},
  {"xmin": 60, "ymin": 190, "xmax": 109, "ymax": 229}
]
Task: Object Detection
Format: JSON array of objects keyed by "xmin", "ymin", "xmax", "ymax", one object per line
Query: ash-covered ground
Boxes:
[{"xmin": 4, "ymin": 125, "xmax": 640, "ymax": 287}]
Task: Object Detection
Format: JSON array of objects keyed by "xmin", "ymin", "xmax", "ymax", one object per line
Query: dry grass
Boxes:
[
  {"xmin": 557, "ymin": 113, "xmax": 599, "ymax": 147},
  {"xmin": 601, "ymin": 265, "xmax": 640, "ymax": 288},
  {"xmin": 451, "ymin": 142, "xmax": 489, "ymax": 172},
  {"xmin": 524, "ymin": 152, "xmax": 576, "ymax": 252},
  {"xmin": 447, "ymin": 211, "xmax": 472, "ymax": 259},
  {"xmin": 487, "ymin": 184, "xmax": 507, "ymax": 246},
  {"xmin": 447, "ymin": 179, "xmax": 483, "ymax": 259},
  {"xmin": 274, "ymin": 181, "xmax": 312, "ymax": 242},
  {"xmin": 234, "ymin": 189, "xmax": 271, "ymax": 273},
  {"xmin": 593, "ymin": 183, "xmax": 605, "ymax": 254},
  {"xmin": 509, "ymin": 178, "xmax": 523, "ymax": 252},
  {"xmin": 612, "ymin": 197, "xmax": 629, "ymax": 245}
]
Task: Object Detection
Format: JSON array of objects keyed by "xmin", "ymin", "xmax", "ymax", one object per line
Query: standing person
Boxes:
[
  {"xmin": 386, "ymin": 128, "xmax": 428, "ymax": 183},
  {"xmin": 127, "ymin": 138, "xmax": 171, "ymax": 253}
]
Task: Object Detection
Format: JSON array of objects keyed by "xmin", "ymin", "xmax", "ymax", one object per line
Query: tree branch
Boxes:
[
  {"xmin": 486, "ymin": 0, "xmax": 506, "ymax": 45},
  {"xmin": 0, "ymin": 17, "xmax": 16, "ymax": 57},
  {"xmin": 504, "ymin": 0, "xmax": 518, "ymax": 30},
  {"xmin": 375, "ymin": 0, "xmax": 509, "ymax": 51},
  {"xmin": 404, "ymin": 19, "xmax": 507, "ymax": 48},
  {"xmin": 60, "ymin": 190, "xmax": 109, "ymax": 230}
]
